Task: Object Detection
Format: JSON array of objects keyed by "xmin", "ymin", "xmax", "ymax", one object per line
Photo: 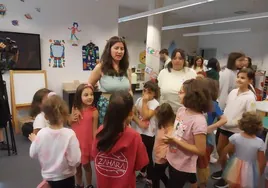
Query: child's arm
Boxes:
[
  {"xmin": 29, "ymin": 133, "xmax": 38, "ymax": 159},
  {"xmin": 132, "ymin": 106, "xmax": 149, "ymax": 129},
  {"xmin": 92, "ymin": 110, "xmax": 99, "ymax": 138},
  {"xmin": 258, "ymin": 150, "xmax": 266, "ymax": 174},
  {"xmin": 141, "ymin": 95, "xmax": 159, "ymax": 120},
  {"xmin": 219, "ymin": 143, "xmax": 235, "ymax": 163},
  {"xmin": 66, "ymin": 134, "xmax": 81, "ymax": 167},
  {"xmin": 207, "ymin": 114, "xmax": 227, "ymax": 133},
  {"xmin": 164, "ymin": 134, "xmax": 206, "ymax": 156}
]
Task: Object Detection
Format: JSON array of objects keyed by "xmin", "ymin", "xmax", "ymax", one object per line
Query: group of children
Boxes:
[{"xmin": 28, "ymin": 67, "xmax": 268, "ymax": 188}]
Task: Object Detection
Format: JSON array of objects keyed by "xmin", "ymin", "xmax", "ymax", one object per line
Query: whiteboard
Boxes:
[{"xmin": 12, "ymin": 71, "xmax": 47, "ymax": 105}]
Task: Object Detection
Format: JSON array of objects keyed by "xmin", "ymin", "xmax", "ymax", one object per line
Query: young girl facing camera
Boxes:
[
  {"xmin": 212, "ymin": 68, "xmax": 256, "ymax": 188},
  {"xmin": 29, "ymin": 95, "xmax": 81, "ymax": 188},
  {"xmin": 92, "ymin": 91, "xmax": 149, "ymax": 188},
  {"xmin": 163, "ymin": 79, "xmax": 212, "ymax": 188},
  {"xmin": 222, "ymin": 112, "xmax": 265, "ymax": 188},
  {"xmin": 70, "ymin": 84, "xmax": 98, "ymax": 188},
  {"xmin": 133, "ymin": 81, "xmax": 160, "ymax": 187}
]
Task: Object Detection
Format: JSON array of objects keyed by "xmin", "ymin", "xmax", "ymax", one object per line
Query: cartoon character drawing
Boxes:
[
  {"xmin": 48, "ymin": 40, "xmax": 65, "ymax": 68},
  {"xmin": 68, "ymin": 22, "xmax": 81, "ymax": 46},
  {"xmin": 0, "ymin": 4, "xmax": 6, "ymax": 17}
]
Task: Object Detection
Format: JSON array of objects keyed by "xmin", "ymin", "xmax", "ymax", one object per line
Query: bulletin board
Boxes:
[{"xmin": 9, "ymin": 70, "xmax": 47, "ymax": 133}]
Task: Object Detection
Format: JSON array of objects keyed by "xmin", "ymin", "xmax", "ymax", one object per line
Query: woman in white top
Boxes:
[
  {"xmin": 218, "ymin": 52, "xmax": 245, "ymax": 110},
  {"xmin": 192, "ymin": 56, "xmax": 204, "ymax": 73},
  {"xmin": 157, "ymin": 49, "xmax": 196, "ymax": 113}
]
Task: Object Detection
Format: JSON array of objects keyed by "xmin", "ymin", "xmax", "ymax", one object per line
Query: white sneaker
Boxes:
[{"xmin": 210, "ymin": 155, "xmax": 218, "ymax": 163}]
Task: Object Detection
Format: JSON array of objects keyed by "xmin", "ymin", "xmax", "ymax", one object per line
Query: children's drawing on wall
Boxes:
[
  {"xmin": 82, "ymin": 41, "xmax": 100, "ymax": 70},
  {"xmin": 11, "ymin": 20, "xmax": 19, "ymax": 26},
  {"xmin": 48, "ymin": 40, "xmax": 66, "ymax": 68},
  {"xmin": 145, "ymin": 66, "xmax": 153, "ymax": 74},
  {"xmin": 0, "ymin": 4, "xmax": 7, "ymax": 17},
  {"xmin": 139, "ymin": 50, "xmax": 146, "ymax": 64},
  {"xmin": 68, "ymin": 22, "xmax": 81, "ymax": 46},
  {"xmin": 25, "ymin": 13, "xmax": 32, "ymax": 19}
]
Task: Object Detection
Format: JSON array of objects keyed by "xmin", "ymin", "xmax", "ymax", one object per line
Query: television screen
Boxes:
[{"xmin": 0, "ymin": 31, "xmax": 41, "ymax": 70}]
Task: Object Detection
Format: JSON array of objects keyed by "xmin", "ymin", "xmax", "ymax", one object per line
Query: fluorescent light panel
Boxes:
[
  {"xmin": 183, "ymin": 28, "xmax": 251, "ymax": 37},
  {"xmin": 163, "ymin": 12, "xmax": 268, "ymax": 30},
  {"xmin": 118, "ymin": 0, "xmax": 216, "ymax": 23}
]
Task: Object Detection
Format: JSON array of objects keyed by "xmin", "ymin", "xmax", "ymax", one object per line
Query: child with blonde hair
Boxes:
[{"xmin": 29, "ymin": 95, "xmax": 81, "ymax": 188}]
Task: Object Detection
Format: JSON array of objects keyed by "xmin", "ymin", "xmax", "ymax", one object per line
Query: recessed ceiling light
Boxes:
[{"xmin": 234, "ymin": 10, "xmax": 248, "ymax": 15}]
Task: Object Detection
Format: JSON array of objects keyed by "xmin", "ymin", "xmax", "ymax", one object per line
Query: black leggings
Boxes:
[
  {"xmin": 153, "ymin": 163, "xmax": 168, "ymax": 188},
  {"xmin": 141, "ymin": 134, "xmax": 155, "ymax": 180},
  {"xmin": 168, "ymin": 165, "xmax": 197, "ymax": 188},
  {"xmin": 47, "ymin": 176, "xmax": 75, "ymax": 188}
]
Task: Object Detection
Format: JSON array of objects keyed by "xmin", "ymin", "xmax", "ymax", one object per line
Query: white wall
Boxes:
[
  {"xmin": 1, "ymin": 0, "xmax": 119, "ymax": 104},
  {"xmin": 119, "ymin": 8, "xmax": 199, "ymax": 67},
  {"xmin": 198, "ymin": 20, "xmax": 268, "ymax": 70}
]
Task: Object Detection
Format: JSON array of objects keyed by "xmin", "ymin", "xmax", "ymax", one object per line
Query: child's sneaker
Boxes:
[
  {"xmin": 85, "ymin": 185, "xmax": 94, "ymax": 188},
  {"xmin": 75, "ymin": 185, "xmax": 83, "ymax": 188},
  {"xmin": 144, "ymin": 179, "xmax": 152, "ymax": 188}
]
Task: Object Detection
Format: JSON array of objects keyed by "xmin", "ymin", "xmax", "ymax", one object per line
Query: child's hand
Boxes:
[
  {"xmin": 207, "ymin": 126, "xmax": 214, "ymax": 134},
  {"xmin": 71, "ymin": 108, "xmax": 83, "ymax": 123},
  {"xmin": 142, "ymin": 93, "xmax": 150, "ymax": 102},
  {"xmin": 28, "ymin": 133, "xmax": 36, "ymax": 142},
  {"xmin": 163, "ymin": 135, "xmax": 175, "ymax": 144}
]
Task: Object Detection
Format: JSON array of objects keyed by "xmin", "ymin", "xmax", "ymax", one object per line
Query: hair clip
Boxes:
[{"xmin": 48, "ymin": 92, "xmax": 56, "ymax": 98}]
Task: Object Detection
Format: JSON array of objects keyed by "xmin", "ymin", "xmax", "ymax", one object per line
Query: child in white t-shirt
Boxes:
[
  {"xmin": 133, "ymin": 81, "xmax": 160, "ymax": 187},
  {"xmin": 29, "ymin": 95, "xmax": 81, "ymax": 188}
]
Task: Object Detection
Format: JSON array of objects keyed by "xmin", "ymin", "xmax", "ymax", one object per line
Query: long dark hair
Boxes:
[
  {"xmin": 167, "ymin": 48, "xmax": 186, "ymax": 72},
  {"xmin": 101, "ymin": 36, "xmax": 129, "ymax": 77},
  {"xmin": 156, "ymin": 103, "xmax": 175, "ymax": 129},
  {"xmin": 237, "ymin": 68, "xmax": 256, "ymax": 96},
  {"xmin": 30, "ymin": 88, "xmax": 51, "ymax": 118},
  {"xmin": 73, "ymin": 84, "xmax": 94, "ymax": 110},
  {"xmin": 97, "ymin": 91, "xmax": 133, "ymax": 152}
]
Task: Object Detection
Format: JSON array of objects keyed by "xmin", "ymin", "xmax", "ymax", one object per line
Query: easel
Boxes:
[{"xmin": 10, "ymin": 70, "xmax": 47, "ymax": 133}]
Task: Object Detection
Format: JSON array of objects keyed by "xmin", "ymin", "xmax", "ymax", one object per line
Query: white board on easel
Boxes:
[{"xmin": 10, "ymin": 70, "xmax": 47, "ymax": 133}]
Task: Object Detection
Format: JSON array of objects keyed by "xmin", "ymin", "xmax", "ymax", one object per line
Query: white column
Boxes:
[{"xmin": 145, "ymin": 0, "xmax": 163, "ymax": 81}]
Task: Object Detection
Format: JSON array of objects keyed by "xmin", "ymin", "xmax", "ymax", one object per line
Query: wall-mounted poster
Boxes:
[
  {"xmin": 48, "ymin": 40, "xmax": 66, "ymax": 68},
  {"xmin": 68, "ymin": 22, "xmax": 81, "ymax": 46},
  {"xmin": 82, "ymin": 42, "xmax": 99, "ymax": 71}
]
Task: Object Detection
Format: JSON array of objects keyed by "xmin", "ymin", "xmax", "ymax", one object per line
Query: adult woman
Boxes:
[
  {"xmin": 192, "ymin": 56, "xmax": 204, "ymax": 73},
  {"xmin": 244, "ymin": 56, "xmax": 252, "ymax": 69},
  {"xmin": 157, "ymin": 49, "xmax": 197, "ymax": 113},
  {"xmin": 87, "ymin": 36, "xmax": 131, "ymax": 125},
  {"xmin": 218, "ymin": 52, "xmax": 245, "ymax": 110}
]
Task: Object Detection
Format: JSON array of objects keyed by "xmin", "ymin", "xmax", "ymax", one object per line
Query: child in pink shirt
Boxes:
[
  {"xmin": 153, "ymin": 103, "xmax": 175, "ymax": 188},
  {"xmin": 163, "ymin": 79, "xmax": 211, "ymax": 188}
]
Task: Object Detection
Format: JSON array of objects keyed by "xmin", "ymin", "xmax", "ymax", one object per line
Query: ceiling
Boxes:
[{"xmin": 119, "ymin": 0, "xmax": 268, "ymax": 24}]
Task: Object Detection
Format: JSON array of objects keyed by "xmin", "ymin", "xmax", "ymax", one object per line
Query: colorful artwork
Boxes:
[
  {"xmin": 146, "ymin": 46, "xmax": 160, "ymax": 57},
  {"xmin": 139, "ymin": 50, "xmax": 146, "ymax": 64},
  {"xmin": 68, "ymin": 22, "xmax": 81, "ymax": 46},
  {"xmin": 48, "ymin": 40, "xmax": 66, "ymax": 68},
  {"xmin": 0, "ymin": 4, "xmax": 6, "ymax": 17},
  {"xmin": 11, "ymin": 20, "xmax": 19, "ymax": 26},
  {"xmin": 82, "ymin": 42, "xmax": 99, "ymax": 71},
  {"xmin": 25, "ymin": 13, "xmax": 32, "ymax": 19},
  {"xmin": 145, "ymin": 66, "xmax": 153, "ymax": 74}
]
